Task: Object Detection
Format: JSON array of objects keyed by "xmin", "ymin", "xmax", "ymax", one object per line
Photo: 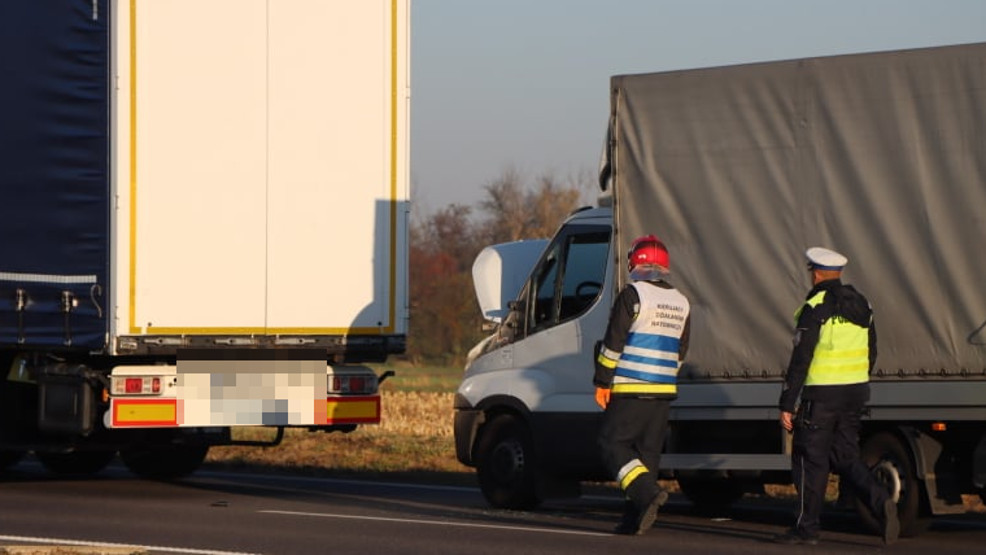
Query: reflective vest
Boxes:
[
  {"xmin": 797, "ymin": 291, "xmax": 870, "ymax": 386},
  {"xmin": 611, "ymin": 282, "xmax": 690, "ymax": 395}
]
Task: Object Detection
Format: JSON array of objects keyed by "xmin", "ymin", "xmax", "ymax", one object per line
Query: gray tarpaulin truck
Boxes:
[{"xmin": 454, "ymin": 42, "xmax": 986, "ymax": 536}]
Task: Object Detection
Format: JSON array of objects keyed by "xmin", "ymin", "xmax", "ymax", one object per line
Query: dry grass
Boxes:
[{"xmin": 205, "ymin": 391, "xmax": 471, "ymax": 483}]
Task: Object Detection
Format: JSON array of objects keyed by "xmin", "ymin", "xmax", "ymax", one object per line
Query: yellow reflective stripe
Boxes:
[
  {"xmin": 112, "ymin": 399, "xmax": 177, "ymax": 426},
  {"xmin": 324, "ymin": 396, "xmax": 380, "ymax": 423},
  {"xmin": 620, "ymin": 465, "xmax": 647, "ymax": 491},
  {"xmin": 612, "ymin": 383, "xmax": 677, "ymax": 394},
  {"xmin": 597, "ymin": 352, "xmax": 618, "ymax": 369}
]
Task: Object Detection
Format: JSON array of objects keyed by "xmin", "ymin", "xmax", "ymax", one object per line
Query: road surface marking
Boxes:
[{"xmin": 0, "ymin": 535, "xmax": 259, "ymax": 555}]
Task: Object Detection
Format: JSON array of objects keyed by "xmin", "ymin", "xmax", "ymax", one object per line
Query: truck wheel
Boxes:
[
  {"xmin": 857, "ymin": 431, "xmax": 929, "ymax": 536},
  {"xmin": 475, "ymin": 414, "xmax": 541, "ymax": 510},
  {"xmin": 121, "ymin": 445, "xmax": 210, "ymax": 480},
  {"xmin": 36, "ymin": 450, "xmax": 116, "ymax": 476},
  {"xmin": 677, "ymin": 475, "xmax": 745, "ymax": 513}
]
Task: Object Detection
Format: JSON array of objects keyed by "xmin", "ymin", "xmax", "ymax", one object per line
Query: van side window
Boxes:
[
  {"xmin": 528, "ymin": 226, "xmax": 610, "ymax": 334},
  {"xmin": 530, "ymin": 243, "xmax": 561, "ymax": 330}
]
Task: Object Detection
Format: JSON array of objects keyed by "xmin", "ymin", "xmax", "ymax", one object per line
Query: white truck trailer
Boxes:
[
  {"xmin": 454, "ymin": 42, "xmax": 986, "ymax": 536},
  {"xmin": 0, "ymin": 0, "xmax": 410, "ymax": 478}
]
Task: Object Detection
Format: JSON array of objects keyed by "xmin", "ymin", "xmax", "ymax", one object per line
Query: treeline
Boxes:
[{"xmin": 404, "ymin": 169, "xmax": 593, "ymax": 366}]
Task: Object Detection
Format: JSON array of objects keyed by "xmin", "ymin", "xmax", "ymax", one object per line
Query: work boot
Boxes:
[
  {"xmin": 882, "ymin": 498, "xmax": 899, "ymax": 545},
  {"xmin": 630, "ymin": 491, "xmax": 662, "ymax": 535},
  {"xmin": 613, "ymin": 489, "xmax": 669, "ymax": 535},
  {"xmin": 616, "ymin": 472, "xmax": 668, "ymax": 535},
  {"xmin": 772, "ymin": 528, "xmax": 820, "ymax": 545},
  {"xmin": 613, "ymin": 501, "xmax": 639, "ymax": 535}
]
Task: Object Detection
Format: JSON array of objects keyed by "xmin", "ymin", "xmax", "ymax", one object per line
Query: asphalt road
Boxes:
[{"xmin": 1, "ymin": 459, "xmax": 985, "ymax": 554}]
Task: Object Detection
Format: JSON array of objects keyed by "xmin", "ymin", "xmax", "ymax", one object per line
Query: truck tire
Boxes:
[
  {"xmin": 475, "ymin": 414, "xmax": 541, "ymax": 510},
  {"xmin": 677, "ymin": 475, "xmax": 745, "ymax": 514},
  {"xmin": 857, "ymin": 431, "xmax": 929, "ymax": 537},
  {"xmin": 121, "ymin": 444, "xmax": 210, "ymax": 480},
  {"xmin": 36, "ymin": 450, "xmax": 116, "ymax": 476}
]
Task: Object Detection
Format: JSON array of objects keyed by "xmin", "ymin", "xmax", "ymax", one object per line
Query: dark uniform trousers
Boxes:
[
  {"xmin": 598, "ymin": 396, "xmax": 670, "ymax": 506},
  {"xmin": 792, "ymin": 395, "xmax": 890, "ymax": 536}
]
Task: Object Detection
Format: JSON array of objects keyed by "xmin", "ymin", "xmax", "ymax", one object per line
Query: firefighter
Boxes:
[
  {"xmin": 774, "ymin": 247, "xmax": 899, "ymax": 545},
  {"xmin": 594, "ymin": 234, "xmax": 691, "ymax": 535}
]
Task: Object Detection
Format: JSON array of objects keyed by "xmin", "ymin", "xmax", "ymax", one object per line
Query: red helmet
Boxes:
[{"xmin": 628, "ymin": 235, "xmax": 669, "ymax": 273}]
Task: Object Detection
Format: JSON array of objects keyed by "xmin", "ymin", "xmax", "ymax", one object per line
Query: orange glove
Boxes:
[{"xmin": 594, "ymin": 387, "xmax": 611, "ymax": 410}]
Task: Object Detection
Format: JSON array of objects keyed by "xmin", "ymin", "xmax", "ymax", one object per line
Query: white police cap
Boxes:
[{"xmin": 806, "ymin": 247, "xmax": 848, "ymax": 270}]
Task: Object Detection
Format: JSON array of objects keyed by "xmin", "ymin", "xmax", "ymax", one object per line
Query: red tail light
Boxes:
[
  {"xmin": 112, "ymin": 376, "xmax": 166, "ymax": 396},
  {"xmin": 329, "ymin": 374, "xmax": 376, "ymax": 394},
  {"xmin": 125, "ymin": 378, "xmax": 143, "ymax": 393}
]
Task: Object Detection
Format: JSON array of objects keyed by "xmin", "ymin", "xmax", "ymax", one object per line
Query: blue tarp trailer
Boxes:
[{"xmin": 0, "ymin": 0, "xmax": 110, "ymax": 349}]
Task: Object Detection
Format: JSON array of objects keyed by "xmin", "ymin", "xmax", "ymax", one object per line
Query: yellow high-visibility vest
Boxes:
[{"xmin": 797, "ymin": 291, "xmax": 870, "ymax": 386}]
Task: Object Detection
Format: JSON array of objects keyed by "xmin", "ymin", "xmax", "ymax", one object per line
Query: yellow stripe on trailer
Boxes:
[
  {"xmin": 322, "ymin": 396, "xmax": 380, "ymax": 424},
  {"xmin": 112, "ymin": 399, "xmax": 177, "ymax": 427}
]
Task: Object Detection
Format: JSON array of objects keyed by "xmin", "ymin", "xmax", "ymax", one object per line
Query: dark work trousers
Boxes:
[
  {"xmin": 791, "ymin": 397, "xmax": 890, "ymax": 537},
  {"xmin": 598, "ymin": 396, "xmax": 670, "ymax": 505}
]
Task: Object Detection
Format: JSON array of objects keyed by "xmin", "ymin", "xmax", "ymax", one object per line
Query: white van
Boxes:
[{"xmin": 454, "ymin": 206, "xmax": 614, "ymax": 509}]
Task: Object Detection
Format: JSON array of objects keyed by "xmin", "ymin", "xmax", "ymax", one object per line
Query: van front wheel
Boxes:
[{"xmin": 475, "ymin": 414, "xmax": 541, "ymax": 510}]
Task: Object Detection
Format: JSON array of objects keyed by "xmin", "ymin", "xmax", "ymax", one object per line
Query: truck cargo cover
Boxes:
[
  {"xmin": 0, "ymin": 2, "xmax": 110, "ymax": 349},
  {"xmin": 608, "ymin": 42, "xmax": 986, "ymax": 379}
]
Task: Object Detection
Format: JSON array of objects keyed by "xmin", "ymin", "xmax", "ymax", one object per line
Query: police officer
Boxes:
[
  {"xmin": 594, "ymin": 235, "xmax": 691, "ymax": 535},
  {"xmin": 774, "ymin": 247, "xmax": 899, "ymax": 545}
]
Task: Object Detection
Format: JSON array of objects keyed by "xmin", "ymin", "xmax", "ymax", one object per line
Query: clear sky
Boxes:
[{"xmin": 409, "ymin": 0, "xmax": 986, "ymax": 214}]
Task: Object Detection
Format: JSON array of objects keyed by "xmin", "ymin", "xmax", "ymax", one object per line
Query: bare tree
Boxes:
[
  {"xmin": 406, "ymin": 168, "xmax": 590, "ymax": 366},
  {"xmin": 527, "ymin": 172, "xmax": 583, "ymax": 238},
  {"xmin": 478, "ymin": 168, "xmax": 585, "ymax": 245},
  {"xmin": 478, "ymin": 168, "xmax": 528, "ymax": 244}
]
